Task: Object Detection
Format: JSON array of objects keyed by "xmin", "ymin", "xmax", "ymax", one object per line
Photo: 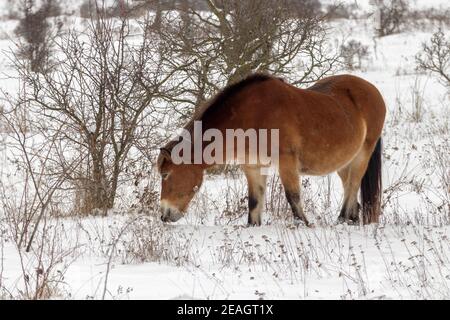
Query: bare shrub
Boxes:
[
  {"xmin": 416, "ymin": 30, "xmax": 450, "ymax": 87},
  {"xmin": 325, "ymin": 3, "xmax": 358, "ymax": 20},
  {"xmin": 340, "ymin": 40, "xmax": 369, "ymax": 70},
  {"xmin": 0, "ymin": 103, "xmax": 80, "ymax": 250},
  {"xmin": 157, "ymin": 0, "xmax": 341, "ymax": 110},
  {"xmin": 0, "ymin": 106, "xmax": 80, "ymax": 299},
  {"xmin": 432, "ymin": 140, "xmax": 450, "ymax": 211},
  {"xmin": 0, "ymin": 221, "xmax": 9, "ymax": 299},
  {"xmin": 131, "ymin": 166, "xmax": 161, "ymax": 214},
  {"xmin": 14, "ymin": 220, "xmax": 78, "ymax": 299},
  {"xmin": 14, "ymin": 0, "xmax": 62, "ymax": 73},
  {"xmin": 107, "ymin": 0, "xmax": 132, "ymax": 17},
  {"xmin": 114, "ymin": 215, "xmax": 194, "ymax": 265},
  {"xmin": 79, "ymin": 0, "xmax": 96, "ymax": 18},
  {"xmin": 79, "ymin": 0, "xmax": 153, "ymax": 19},
  {"xmin": 265, "ymin": 174, "xmax": 289, "ymax": 222},
  {"xmin": 80, "ymin": 214, "xmax": 194, "ymax": 287},
  {"xmin": 372, "ymin": 0, "xmax": 409, "ymax": 37},
  {"xmin": 44, "ymin": 0, "xmax": 62, "ymax": 17},
  {"xmin": 285, "ymin": 0, "xmax": 323, "ymax": 16},
  {"xmin": 216, "ymin": 175, "xmax": 248, "ymax": 224},
  {"xmin": 408, "ymin": 8, "xmax": 450, "ymax": 30},
  {"xmin": 11, "ymin": 8, "xmax": 178, "ymax": 215},
  {"xmin": 5, "ymin": 0, "xmax": 21, "ymax": 19},
  {"xmin": 406, "ymin": 78, "xmax": 426, "ymax": 123},
  {"xmin": 79, "ymin": 0, "xmax": 117, "ymax": 18},
  {"xmin": 106, "ymin": 0, "xmax": 151, "ymax": 18}
]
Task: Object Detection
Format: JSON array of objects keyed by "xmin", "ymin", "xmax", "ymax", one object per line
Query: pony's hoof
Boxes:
[
  {"xmin": 293, "ymin": 217, "xmax": 312, "ymax": 228},
  {"xmin": 347, "ymin": 219, "xmax": 360, "ymax": 226},
  {"xmin": 335, "ymin": 217, "xmax": 359, "ymax": 226}
]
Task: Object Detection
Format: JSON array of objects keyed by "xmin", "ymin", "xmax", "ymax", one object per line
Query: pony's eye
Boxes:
[{"xmin": 161, "ymin": 172, "xmax": 170, "ymax": 180}]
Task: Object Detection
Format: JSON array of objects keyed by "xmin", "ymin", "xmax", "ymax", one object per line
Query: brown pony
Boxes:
[{"xmin": 157, "ymin": 73, "xmax": 386, "ymax": 226}]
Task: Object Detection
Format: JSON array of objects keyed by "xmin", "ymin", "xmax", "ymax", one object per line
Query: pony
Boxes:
[{"xmin": 157, "ymin": 73, "xmax": 386, "ymax": 226}]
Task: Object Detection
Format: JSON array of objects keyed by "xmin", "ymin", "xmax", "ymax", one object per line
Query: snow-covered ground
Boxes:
[
  {"xmin": 0, "ymin": 0, "xmax": 449, "ymax": 299},
  {"xmin": 2, "ymin": 216, "xmax": 449, "ymax": 299}
]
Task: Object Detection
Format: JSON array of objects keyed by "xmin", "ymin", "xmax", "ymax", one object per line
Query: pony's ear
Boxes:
[
  {"xmin": 157, "ymin": 148, "xmax": 171, "ymax": 170},
  {"xmin": 159, "ymin": 148, "xmax": 171, "ymax": 159}
]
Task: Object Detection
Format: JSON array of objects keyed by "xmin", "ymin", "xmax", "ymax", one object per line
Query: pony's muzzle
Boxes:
[{"xmin": 160, "ymin": 202, "xmax": 183, "ymax": 222}]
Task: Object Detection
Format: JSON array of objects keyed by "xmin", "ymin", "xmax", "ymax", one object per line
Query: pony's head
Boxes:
[{"xmin": 157, "ymin": 148, "xmax": 204, "ymax": 222}]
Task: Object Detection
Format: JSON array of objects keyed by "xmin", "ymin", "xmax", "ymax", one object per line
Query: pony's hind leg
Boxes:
[
  {"xmin": 337, "ymin": 167, "xmax": 360, "ymax": 224},
  {"xmin": 243, "ymin": 166, "xmax": 267, "ymax": 226},
  {"xmin": 337, "ymin": 149, "xmax": 371, "ymax": 224},
  {"xmin": 278, "ymin": 157, "xmax": 311, "ymax": 227}
]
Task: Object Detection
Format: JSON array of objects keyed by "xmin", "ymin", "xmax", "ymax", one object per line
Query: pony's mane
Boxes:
[{"xmin": 162, "ymin": 73, "xmax": 277, "ymax": 152}]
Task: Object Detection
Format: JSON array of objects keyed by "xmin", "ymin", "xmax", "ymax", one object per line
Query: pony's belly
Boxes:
[
  {"xmin": 299, "ymin": 164, "xmax": 345, "ymax": 176},
  {"xmin": 295, "ymin": 117, "xmax": 367, "ymax": 176},
  {"xmin": 298, "ymin": 139, "xmax": 364, "ymax": 176}
]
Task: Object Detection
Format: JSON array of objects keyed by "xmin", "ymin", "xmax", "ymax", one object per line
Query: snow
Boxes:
[
  {"xmin": 1, "ymin": 217, "xmax": 448, "ymax": 299},
  {"xmin": 0, "ymin": 0, "xmax": 449, "ymax": 300}
]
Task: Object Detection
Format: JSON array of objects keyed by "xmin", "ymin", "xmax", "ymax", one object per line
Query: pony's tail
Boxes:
[{"xmin": 360, "ymin": 138, "xmax": 383, "ymax": 224}]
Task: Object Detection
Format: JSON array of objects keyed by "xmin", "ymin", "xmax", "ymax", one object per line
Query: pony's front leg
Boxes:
[
  {"xmin": 278, "ymin": 158, "xmax": 311, "ymax": 227},
  {"xmin": 243, "ymin": 166, "xmax": 267, "ymax": 226}
]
